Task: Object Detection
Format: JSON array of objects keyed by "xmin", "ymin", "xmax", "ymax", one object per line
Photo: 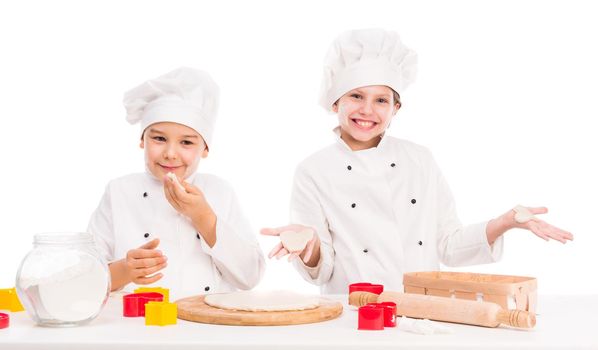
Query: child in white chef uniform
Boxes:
[
  {"xmin": 262, "ymin": 29, "xmax": 573, "ymax": 294},
  {"xmin": 88, "ymin": 67, "xmax": 265, "ymax": 300}
]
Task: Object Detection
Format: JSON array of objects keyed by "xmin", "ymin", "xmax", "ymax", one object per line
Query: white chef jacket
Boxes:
[
  {"xmin": 291, "ymin": 128, "xmax": 503, "ymax": 294},
  {"xmin": 88, "ymin": 171, "xmax": 265, "ymax": 301}
]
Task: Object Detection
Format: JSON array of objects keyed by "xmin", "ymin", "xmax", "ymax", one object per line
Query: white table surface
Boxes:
[{"xmin": 1, "ymin": 293, "xmax": 597, "ymax": 350}]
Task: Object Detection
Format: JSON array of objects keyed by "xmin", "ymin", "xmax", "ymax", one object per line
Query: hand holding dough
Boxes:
[
  {"xmin": 260, "ymin": 224, "xmax": 319, "ymax": 263},
  {"xmin": 508, "ymin": 205, "xmax": 573, "ymax": 243},
  {"xmin": 163, "ymin": 174, "xmax": 215, "ymax": 232},
  {"xmin": 166, "ymin": 172, "xmax": 187, "ymax": 192}
]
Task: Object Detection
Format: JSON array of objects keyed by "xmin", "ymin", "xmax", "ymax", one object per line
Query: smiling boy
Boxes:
[{"xmin": 88, "ymin": 67, "xmax": 265, "ymax": 300}]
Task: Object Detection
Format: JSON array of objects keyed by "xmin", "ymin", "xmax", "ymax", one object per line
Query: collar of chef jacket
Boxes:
[{"xmin": 332, "ymin": 126, "xmax": 390, "ymax": 154}]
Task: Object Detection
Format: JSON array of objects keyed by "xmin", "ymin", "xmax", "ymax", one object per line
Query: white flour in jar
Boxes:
[{"xmin": 19, "ymin": 248, "xmax": 109, "ymax": 322}]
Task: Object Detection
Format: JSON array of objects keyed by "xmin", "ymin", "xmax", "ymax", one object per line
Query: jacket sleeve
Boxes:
[
  {"xmin": 87, "ymin": 183, "xmax": 116, "ymax": 263},
  {"xmin": 432, "ymin": 154, "xmax": 504, "ymax": 266},
  {"xmin": 289, "ymin": 164, "xmax": 335, "ymax": 286},
  {"xmin": 198, "ymin": 184, "xmax": 265, "ymax": 290}
]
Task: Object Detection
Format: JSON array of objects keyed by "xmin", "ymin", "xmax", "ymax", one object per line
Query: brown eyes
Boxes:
[
  {"xmin": 151, "ymin": 136, "xmax": 194, "ymax": 146},
  {"xmin": 349, "ymin": 94, "xmax": 389, "ymax": 103}
]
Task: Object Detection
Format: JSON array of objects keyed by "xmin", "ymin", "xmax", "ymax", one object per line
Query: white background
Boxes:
[{"xmin": 1, "ymin": 0, "xmax": 596, "ymax": 295}]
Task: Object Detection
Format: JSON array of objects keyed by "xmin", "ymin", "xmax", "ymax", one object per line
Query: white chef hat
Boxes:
[
  {"xmin": 123, "ymin": 67, "xmax": 219, "ymax": 149},
  {"xmin": 318, "ymin": 28, "xmax": 418, "ymax": 111}
]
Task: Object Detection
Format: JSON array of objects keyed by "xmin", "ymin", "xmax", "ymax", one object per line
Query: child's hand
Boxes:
[
  {"xmin": 125, "ymin": 239, "xmax": 168, "ymax": 285},
  {"xmin": 163, "ymin": 174, "xmax": 217, "ymax": 246},
  {"xmin": 505, "ymin": 206, "xmax": 574, "ymax": 243},
  {"xmin": 163, "ymin": 174, "xmax": 214, "ymax": 222},
  {"xmin": 488, "ymin": 205, "xmax": 574, "ymax": 244},
  {"xmin": 260, "ymin": 224, "xmax": 320, "ymax": 265}
]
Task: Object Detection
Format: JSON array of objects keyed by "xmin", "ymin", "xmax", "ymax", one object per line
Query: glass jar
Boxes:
[{"xmin": 15, "ymin": 232, "xmax": 110, "ymax": 327}]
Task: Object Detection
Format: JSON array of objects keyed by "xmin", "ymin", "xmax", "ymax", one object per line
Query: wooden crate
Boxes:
[{"xmin": 403, "ymin": 271, "xmax": 537, "ymax": 312}]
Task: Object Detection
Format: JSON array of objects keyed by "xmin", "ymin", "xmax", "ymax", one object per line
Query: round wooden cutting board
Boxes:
[{"xmin": 176, "ymin": 295, "xmax": 343, "ymax": 326}]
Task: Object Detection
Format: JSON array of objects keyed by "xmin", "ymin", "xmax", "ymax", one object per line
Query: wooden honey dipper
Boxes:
[{"xmin": 349, "ymin": 291, "xmax": 535, "ymax": 328}]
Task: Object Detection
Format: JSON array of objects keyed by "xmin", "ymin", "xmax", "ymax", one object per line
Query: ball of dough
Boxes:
[
  {"xmin": 513, "ymin": 205, "xmax": 536, "ymax": 223},
  {"xmin": 166, "ymin": 172, "xmax": 186, "ymax": 192}
]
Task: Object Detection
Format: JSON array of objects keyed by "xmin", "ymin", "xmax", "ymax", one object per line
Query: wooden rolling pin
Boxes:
[{"xmin": 349, "ymin": 291, "xmax": 535, "ymax": 328}]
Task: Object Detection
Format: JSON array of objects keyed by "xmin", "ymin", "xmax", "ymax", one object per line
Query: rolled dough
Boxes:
[{"xmin": 204, "ymin": 290, "xmax": 320, "ymax": 311}]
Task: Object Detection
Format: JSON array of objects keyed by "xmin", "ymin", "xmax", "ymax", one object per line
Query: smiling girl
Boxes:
[
  {"xmin": 88, "ymin": 67, "xmax": 265, "ymax": 300},
  {"xmin": 261, "ymin": 29, "xmax": 573, "ymax": 294}
]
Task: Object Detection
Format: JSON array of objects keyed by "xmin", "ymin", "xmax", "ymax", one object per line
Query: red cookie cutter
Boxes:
[
  {"xmin": 123, "ymin": 292, "xmax": 164, "ymax": 317},
  {"xmin": 349, "ymin": 282, "xmax": 384, "ymax": 295},
  {"xmin": 0, "ymin": 313, "xmax": 8, "ymax": 329},
  {"xmin": 367, "ymin": 302, "xmax": 397, "ymax": 327},
  {"xmin": 358, "ymin": 305, "xmax": 384, "ymax": 330}
]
